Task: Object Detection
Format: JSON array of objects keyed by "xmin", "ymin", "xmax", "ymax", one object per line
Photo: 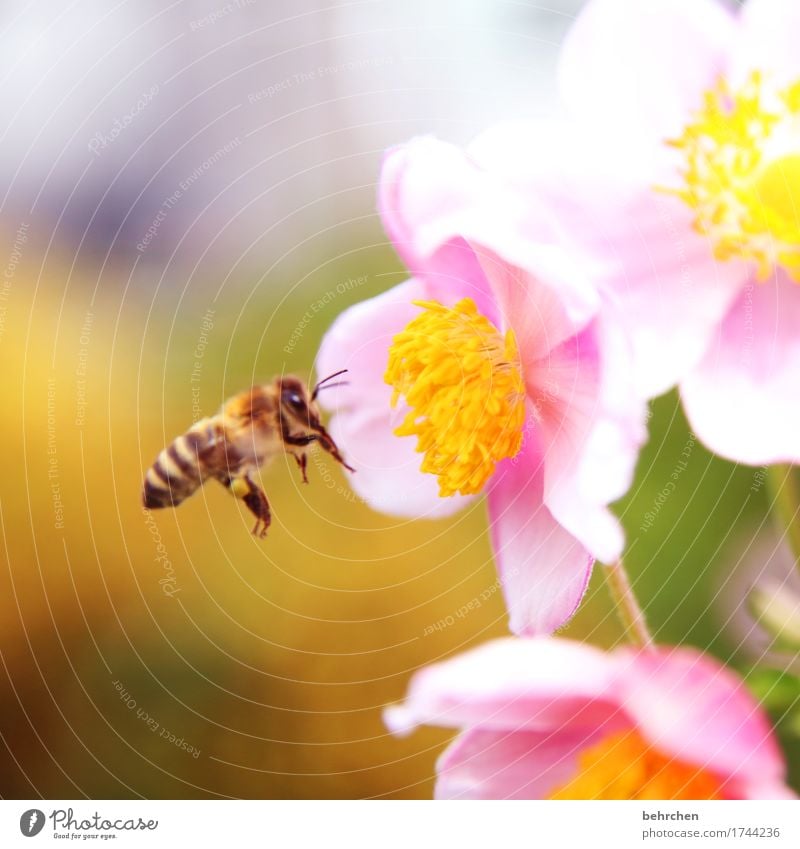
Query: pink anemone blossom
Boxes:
[
  {"xmin": 385, "ymin": 638, "xmax": 795, "ymax": 800},
  {"xmin": 316, "ymin": 136, "xmax": 646, "ymax": 635},
  {"xmin": 488, "ymin": 0, "xmax": 800, "ymax": 465}
]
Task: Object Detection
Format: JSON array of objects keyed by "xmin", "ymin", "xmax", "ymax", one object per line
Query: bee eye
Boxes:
[{"xmin": 283, "ymin": 389, "xmax": 306, "ymax": 413}]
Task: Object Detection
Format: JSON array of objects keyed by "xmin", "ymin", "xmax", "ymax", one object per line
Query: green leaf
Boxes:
[{"xmin": 745, "ymin": 666, "xmax": 800, "ymax": 716}]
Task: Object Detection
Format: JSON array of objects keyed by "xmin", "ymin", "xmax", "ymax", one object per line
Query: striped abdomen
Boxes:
[{"xmin": 142, "ymin": 420, "xmax": 221, "ymax": 509}]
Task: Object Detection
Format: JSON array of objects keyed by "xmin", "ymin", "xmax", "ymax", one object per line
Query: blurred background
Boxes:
[{"xmin": 1, "ymin": 0, "xmax": 796, "ymax": 799}]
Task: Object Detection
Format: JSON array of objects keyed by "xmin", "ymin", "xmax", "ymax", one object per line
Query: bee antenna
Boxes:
[{"xmin": 312, "ymin": 368, "xmax": 349, "ymax": 401}]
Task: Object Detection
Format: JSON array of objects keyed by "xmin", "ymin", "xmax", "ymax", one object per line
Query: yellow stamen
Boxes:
[
  {"xmin": 549, "ymin": 729, "xmax": 724, "ymax": 800},
  {"xmin": 668, "ymin": 72, "xmax": 800, "ymax": 280},
  {"xmin": 385, "ymin": 298, "xmax": 526, "ymax": 497}
]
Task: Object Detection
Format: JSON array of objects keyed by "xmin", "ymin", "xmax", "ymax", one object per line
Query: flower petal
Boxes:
[
  {"xmin": 324, "ymin": 409, "xmax": 473, "ymax": 519},
  {"xmin": 734, "ymin": 0, "xmax": 800, "ymax": 86},
  {"xmin": 594, "ymin": 200, "xmax": 747, "ymax": 400},
  {"xmin": 316, "ymin": 279, "xmax": 417, "ymax": 416},
  {"xmin": 384, "ymin": 637, "xmax": 619, "ymax": 736},
  {"xmin": 379, "ymin": 136, "xmax": 600, "ymax": 331},
  {"xmin": 680, "ymin": 273, "xmax": 800, "ymax": 465},
  {"xmin": 534, "ymin": 322, "xmax": 646, "ymax": 563},
  {"xmin": 729, "ymin": 779, "xmax": 797, "ymax": 801},
  {"xmin": 316, "ymin": 278, "xmax": 474, "ymax": 518},
  {"xmin": 473, "ymin": 245, "xmax": 596, "ymax": 364},
  {"xmin": 468, "ymin": 119, "xmax": 652, "ymax": 203},
  {"xmin": 434, "ymin": 725, "xmax": 625, "ymax": 800},
  {"xmin": 472, "ymin": 122, "xmax": 747, "ymax": 399},
  {"xmin": 582, "ymin": 313, "xmax": 650, "ymax": 505},
  {"xmin": 379, "ymin": 139, "xmax": 503, "ymax": 326},
  {"xmin": 617, "ymin": 647, "xmax": 789, "ymax": 786},
  {"xmin": 559, "ymin": 0, "xmax": 735, "ymax": 142},
  {"xmin": 486, "ymin": 426, "xmax": 595, "ymax": 636}
]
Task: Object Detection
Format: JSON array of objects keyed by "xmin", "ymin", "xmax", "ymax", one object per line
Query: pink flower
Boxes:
[
  {"xmin": 546, "ymin": 0, "xmax": 800, "ymax": 464},
  {"xmin": 317, "ymin": 137, "xmax": 646, "ymax": 635},
  {"xmin": 385, "ymin": 638, "xmax": 795, "ymax": 800}
]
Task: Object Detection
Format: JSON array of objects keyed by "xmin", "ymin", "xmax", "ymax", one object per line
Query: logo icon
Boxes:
[{"xmin": 19, "ymin": 810, "xmax": 45, "ymax": 837}]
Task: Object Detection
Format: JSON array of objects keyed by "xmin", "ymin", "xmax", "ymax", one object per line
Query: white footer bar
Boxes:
[{"xmin": 2, "ymin": 800, "xmax": 798, "ymax": 848}]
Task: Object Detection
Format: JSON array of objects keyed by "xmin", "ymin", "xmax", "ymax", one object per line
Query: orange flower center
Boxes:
[
  {"xmin": 384, "ymin": 298, "xmax": 526, "ymax": 497},
  {"xmin": 548, "ymin": 729, "xmax": 724, "ymax": 800}
]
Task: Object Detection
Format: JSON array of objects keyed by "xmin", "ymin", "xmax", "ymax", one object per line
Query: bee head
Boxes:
[
  {"xmin": 278, "ymin": 375, "xmax": 316, "ymax": 428},
  {"xmin": 277, "ymin": 371, "xmax": 353, "ymax": 472}
]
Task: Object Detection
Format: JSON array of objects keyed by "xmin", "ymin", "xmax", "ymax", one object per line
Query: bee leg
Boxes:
[
  {"xmin": 289, "ymin": 426, "xmax": 354, "ymax": 473},
  {"xmin": 228, "ymin": 474, "xmax": 271, "ymax": 539},
  {"xmin": 244, "ymin": 484, "xmax": 271, "ymax": 539},
  {"xmin": 293, "ymin": 452, "xmax": 308, "ymax": 484}
]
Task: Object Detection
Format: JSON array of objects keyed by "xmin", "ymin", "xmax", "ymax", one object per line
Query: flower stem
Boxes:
[
  {"xmin": 603, "ymin": 559, "xmax": 654, "ymax": 649},
  {"xmin": 766, "ymin": 465, "xmax": 800, "ymax": 572}
]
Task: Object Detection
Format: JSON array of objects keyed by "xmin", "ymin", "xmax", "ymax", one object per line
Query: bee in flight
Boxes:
[{"xmin": 142, "ymin": 370, "xmax": 353, "ymax": 537}]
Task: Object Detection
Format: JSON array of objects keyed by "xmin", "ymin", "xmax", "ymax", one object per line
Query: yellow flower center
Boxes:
[
  {"xmin": 669, "ymin": 72, "xmax": 800, "ymax": 280},
  {"xmin": 549, "ymin": 729, "xmax": 724, "ymax": 800},
  {"xmin": 384, "ymin": 297, "xmax": 526, "ymax": 497}
]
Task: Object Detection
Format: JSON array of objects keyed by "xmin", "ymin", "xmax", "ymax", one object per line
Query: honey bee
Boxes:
[{"xmin": 142, "ymin": 370, "xmax": 353, "ymax": 537}]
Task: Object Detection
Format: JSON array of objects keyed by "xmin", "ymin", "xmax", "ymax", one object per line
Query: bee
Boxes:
[{"xmin": 142, "ymin": 370, "xmax": 353, "ymax": 537}]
